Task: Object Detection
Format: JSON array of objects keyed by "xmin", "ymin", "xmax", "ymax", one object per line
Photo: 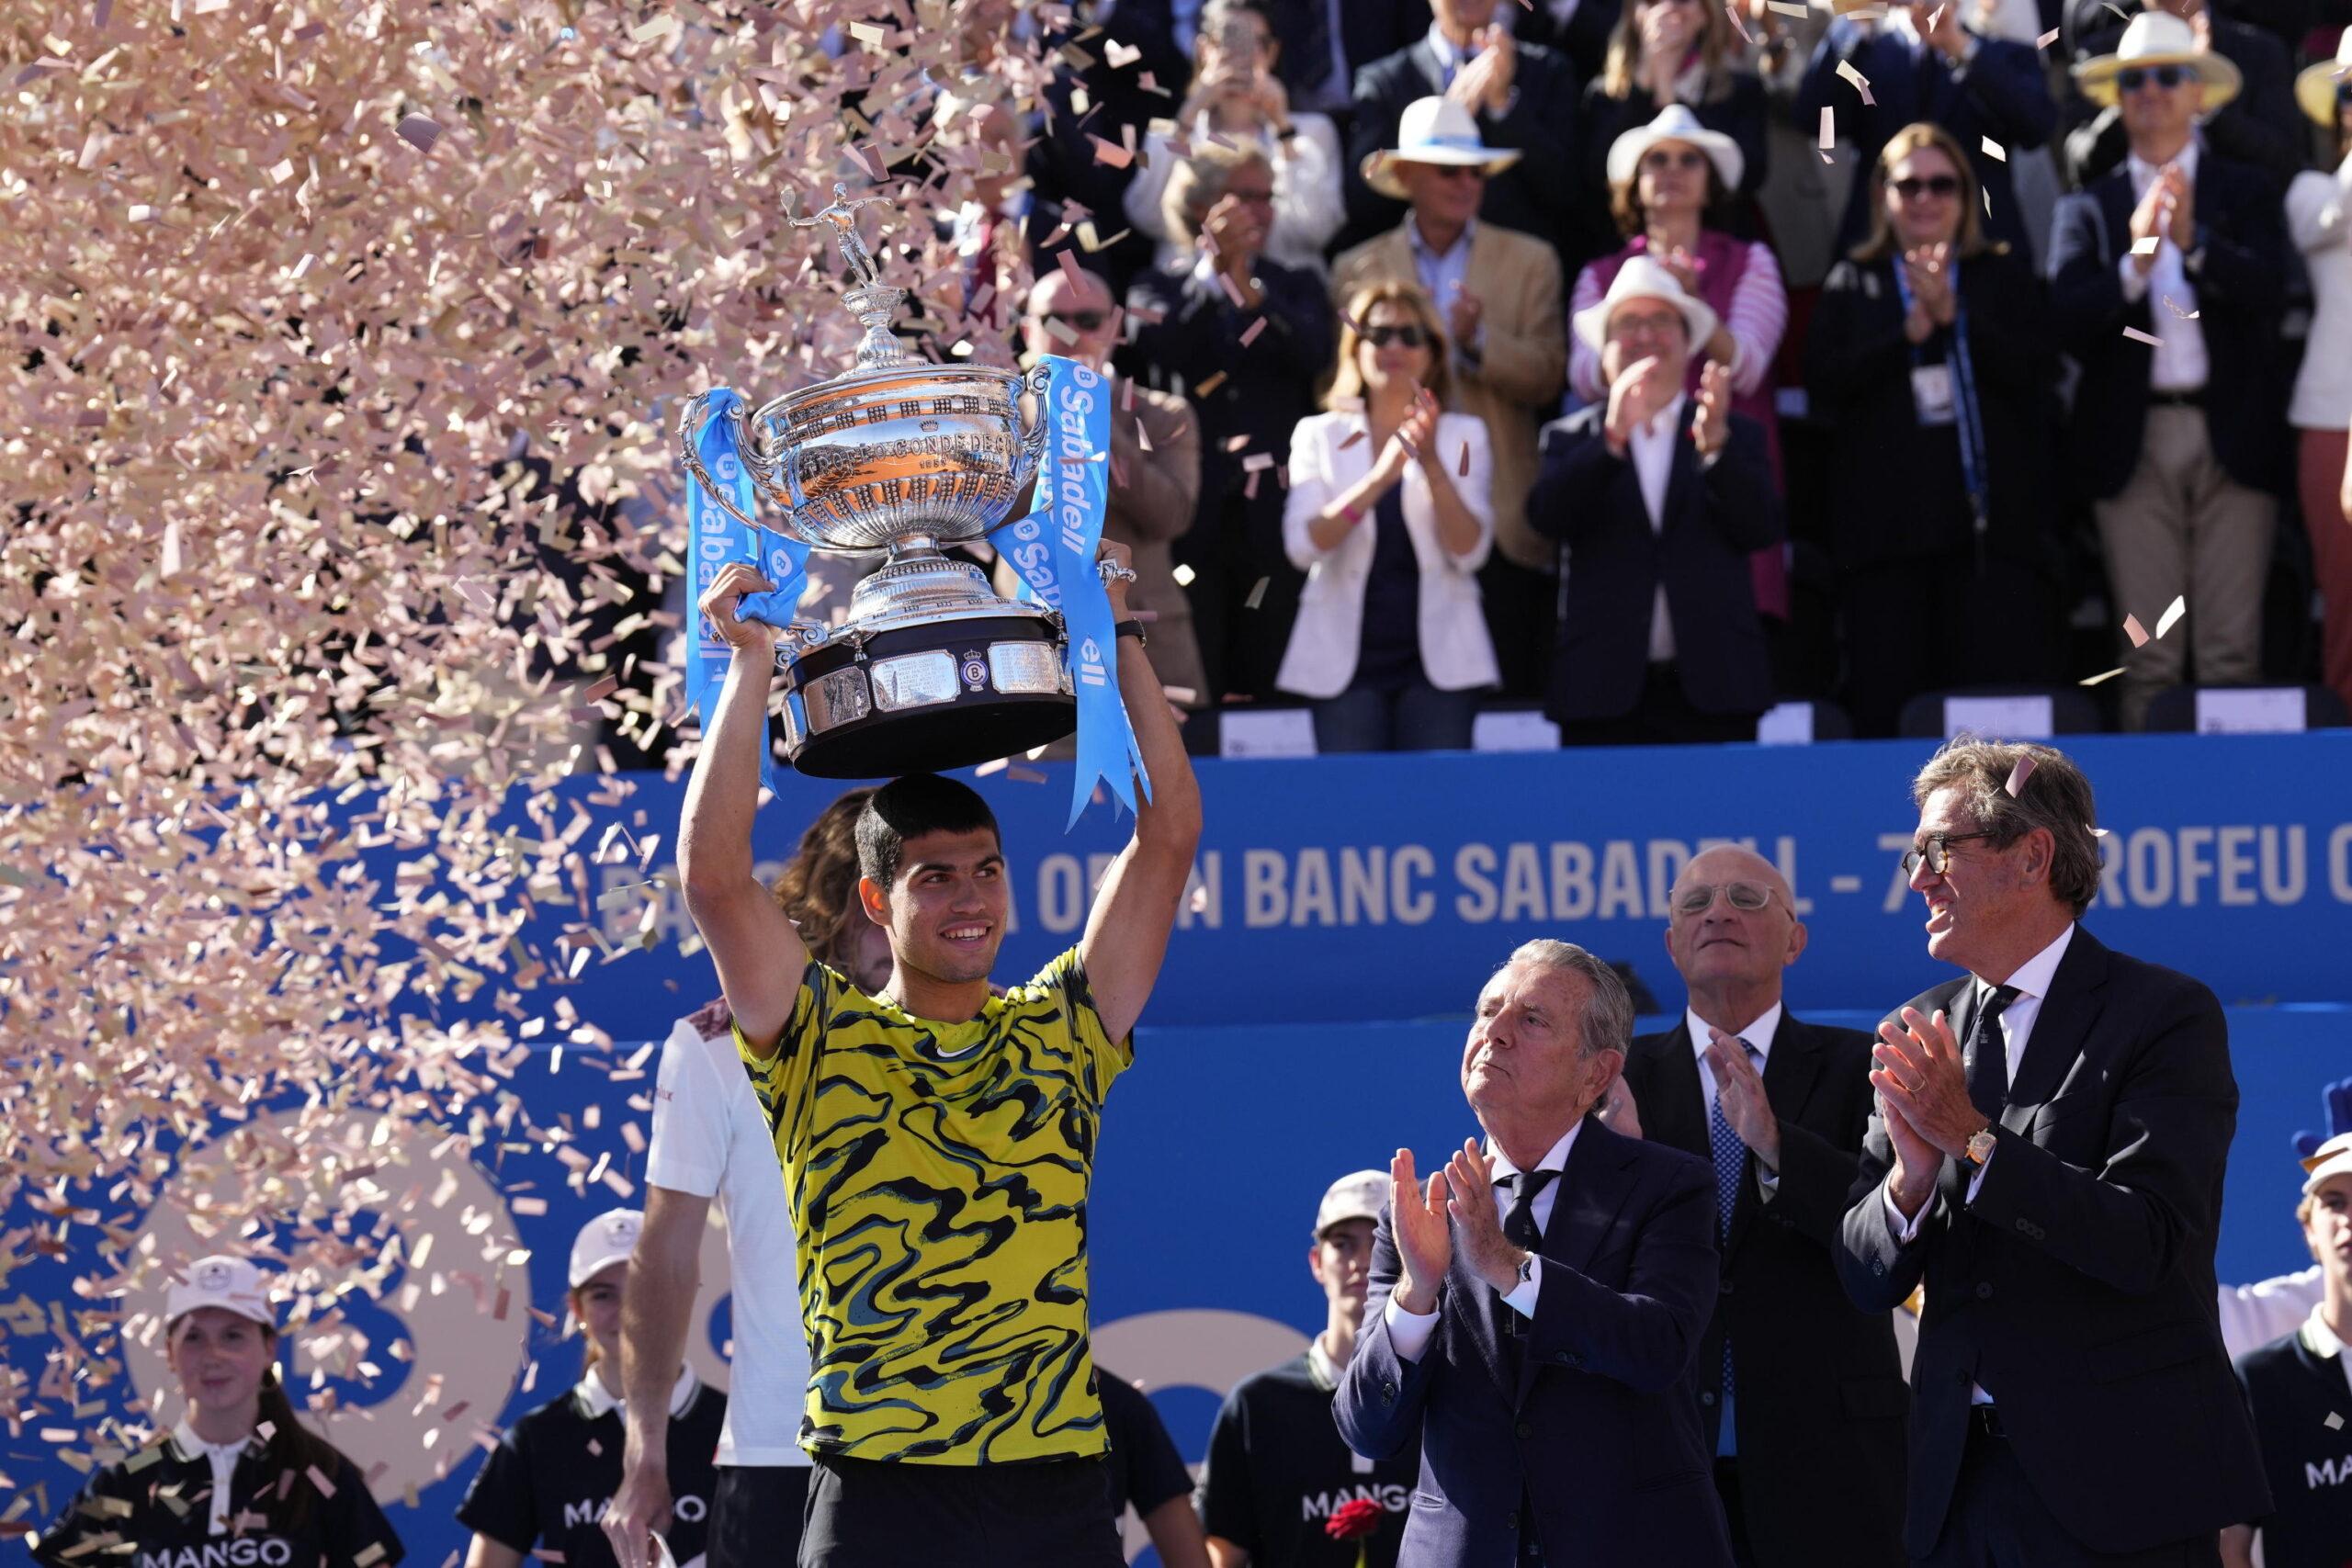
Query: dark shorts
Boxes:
[
  {"xmin": 797, "ymin": 1451, "xmax": 1122, "ymax": 1568},
  {"xmin": 710, "ymin": 1464, "xmax": 810, "ymax": 1568}
]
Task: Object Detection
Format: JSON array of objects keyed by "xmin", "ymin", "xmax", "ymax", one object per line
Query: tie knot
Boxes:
[{"xmin": 1982, "ymin": 984, "xmax": 2022, "ymax": 1021}]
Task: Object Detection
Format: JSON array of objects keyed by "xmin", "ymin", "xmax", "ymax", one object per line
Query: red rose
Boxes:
[{"xmin": 1324, "ymin": 1497, "xmax": 1387, "ymax": 1542}]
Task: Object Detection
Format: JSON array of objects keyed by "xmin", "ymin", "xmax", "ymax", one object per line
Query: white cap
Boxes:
[
  {"xmin": 1315, "ymin": 1170, "xmax": 1392, "ymax": 1236},
  {"xmin": 164, "ymin": 1256, "xmax": 277, "ymax": 1328},
  {"xmin": 568, "ymin": 1208, "xmax": 643, "ymax": 1288},
  {"xmin": 2301, "ymin": 1131, "xmax": 2352, "ymax": 1198}
]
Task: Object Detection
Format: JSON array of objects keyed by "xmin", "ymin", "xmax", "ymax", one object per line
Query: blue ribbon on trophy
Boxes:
[
  {"xmin": 987, "ymin": 355, "xmax": 1151, "ymax": 828},
  {"xmin": 684, "ymin": 387, "xmax": 808, "ymax": 798}
]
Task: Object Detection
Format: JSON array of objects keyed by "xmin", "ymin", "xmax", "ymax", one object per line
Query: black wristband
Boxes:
[{"xmin": 1114, "ymin": 618, "xmax": 1148, "ymax": 647}]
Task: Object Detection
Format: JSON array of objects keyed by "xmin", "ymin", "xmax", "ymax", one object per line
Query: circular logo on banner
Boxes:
[
  {"xmin": 1091, "ymin": 1310, "xmax": 1309, "ymax": 1563},
  {"xmin": 123, "ymin": 1110, "xmax": 531, "ymax": 1504},
  {"xmin": 712, "ymin": 453, "xmax": 741, "ymax": 484}
]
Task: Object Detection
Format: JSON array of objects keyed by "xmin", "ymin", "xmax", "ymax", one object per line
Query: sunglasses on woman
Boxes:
[
  {"xmin": 2116, "ymin": 64, "xmax": 2188, "ymax": 92},
  {"xmin": 1362, "ymin": 324, "xmax": 1428, "ymax": 348},
  {"xmin": 1642, "ymin": 148, "xmax": 1708, "ymax": 173},
  {"xmin": 1890, "ymin": 175, "xmax": 1962, "ymax": 200}
]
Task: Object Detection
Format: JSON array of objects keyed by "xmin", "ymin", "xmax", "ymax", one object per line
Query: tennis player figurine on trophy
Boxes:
[{"xmin": 679, "ymin": 184, "xmax": 1147, "ymax": 821}]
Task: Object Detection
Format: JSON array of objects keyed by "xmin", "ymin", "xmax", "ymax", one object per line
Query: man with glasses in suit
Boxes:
[
  {"xmin": 1837, "ymin": 738, "xmax": 2268, "ymax": 1566},
  {"xmin": 1611, "ymin": 845, "xmax": 1905, "ymax": 1567}
]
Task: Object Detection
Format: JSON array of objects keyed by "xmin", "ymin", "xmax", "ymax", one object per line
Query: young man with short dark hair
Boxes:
[{"xmin": 677, "ymin": 550, "xmax": 1201, "ymax": 1566}]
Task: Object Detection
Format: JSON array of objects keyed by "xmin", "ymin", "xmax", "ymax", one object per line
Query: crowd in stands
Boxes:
[{"xmin": 955, "ymin": 0, "xmax": 2352, "ymax": 749}]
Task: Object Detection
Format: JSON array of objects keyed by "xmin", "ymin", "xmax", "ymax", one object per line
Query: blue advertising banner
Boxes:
[
  {"xmin": 457, "ymin": 734, "xmax": 2352, "ymax": 1043},
  {"xmin": 7, "ymin": 1008, "xmax": 2341, "ymax": 1568}
]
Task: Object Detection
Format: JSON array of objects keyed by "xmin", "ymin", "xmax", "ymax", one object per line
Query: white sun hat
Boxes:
[
  {"xmin": 1571, "ymin": 253, "xmax": 1721, "ymax": 355},
  {"xmin": 1361, "ymin": 96, "xmax": 1523, "ymax": 201}
]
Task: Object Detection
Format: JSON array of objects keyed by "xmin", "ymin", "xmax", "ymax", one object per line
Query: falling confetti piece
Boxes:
[
  {"xmin": 1818, "ymin": 107, "xmax": 1835, "ymax": 153},
  {"xmin": 1980, "ymin": 137, "xmax": 2007, "ymax": 163},
  {"xmin": 2005, "ymin": 755, "xmax": 2036, "ymax": 797},
  {"xmin": 1338, "ymin": 428, "xmax": 1368, "ymax": 450},
  {"xmin": 2325, "ymin": 1411, "xmax": 2345, "ymax": 1430},
  {"xmin": 2132, "ymin": 235, "xmax": 2161, "ymax": 256},
  {"xmin": 2154, "ymin": 594, "xmax": 2187, "ymax": 638},
  {"xmin": 1171, "ymin": 562, "xmax": 1196, "ymax": 587},
  {"xmin": 2123, "ymin": 615, "xmax": 2151, "ymax": 648},
  {"xmin": 2036, "ymin": 26, "xmax": 2060, "ymax": 45},
  {"xmin": 1457, "ymin": 442, "xmax": 1471, "ymax": 477},
  {"xmin": 1835, "ymin": 60, "xmax": 1876, "ymax": 105},
  {"xmin": 394, "ymin": 114, "xmax": 441, "ymax": 153},
  {"xmin": 2123, "ymin": 326, "xmax": 2164, "ymax": 347},
  {"xmin": 2079, "ymin": 667, "xmax": 2126, "ymax": 686},
  {"xmin": 1238, "ymin": 317, "xmax": 1267, "ymax": 347},
  {"xmin": 1087, "ymin": 135, "xmax": 1133, "ymax": 169},
  {"xmin": 160, "ymin": 520, "xmax": 182, "ymax": 580},
  {"xmin": 1104, "ymin": 39, "xmax": 1142, "ymax": 68},
  {"xmin": 1244, "ymin": 577, "xmax": 1269, "ymax": 610}
]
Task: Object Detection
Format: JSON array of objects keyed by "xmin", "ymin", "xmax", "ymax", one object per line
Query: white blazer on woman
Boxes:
[{"xmin": 1274, "ymin": 409, "xmax": 1501, "ymax": 699}]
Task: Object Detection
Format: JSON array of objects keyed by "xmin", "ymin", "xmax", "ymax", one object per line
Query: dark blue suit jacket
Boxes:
[
  {"xmin": 1333, "ymin": 1116, "xmax": 1734, "ymax": 1568},
  {"xmin": 1526, "ymin": 402, "xmax": 1781, "ymax": 723},
  {"xmin": 2046, "ymin": 152, "xmax": 2288, "ymax": 502},
  {"xmin": 1793, "ymin": 24, "xmax": 2055, "ymax": 255},
  {"xmin": 1834, "ymin": 927, "xmax": 2270, "ymax": 1557}
]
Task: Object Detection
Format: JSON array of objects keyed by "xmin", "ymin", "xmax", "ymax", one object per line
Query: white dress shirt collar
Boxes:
[
  {"xmin": 1487, "ymin": 1121, "xmax": 1581, "ymax": 1183},
  {"xmin": 1426, "ymin": 21, "xmax": 1475, "ymax": 74},
  {"xmin": 574, "ymin": 1361, "xmax": 700, "ymax": 1421},
  {"xmin": 170, "ymin": 1418, "xmax": 260, "ymax": 1533},
  {"xmin": 2126, "ymin": 136, "xmax": 2201, "ymax": 194},
  {"xmin": 1983, "ymin": 920, "xmax": 2075, "ymax": 1002},
  {"xmin": 1407, "ymin": 213, "xmax": 1476, "ymax": 268},
  {"xmin": 1685, "ymin": 1002, "xmax": 1783, "ymax": 1062}
]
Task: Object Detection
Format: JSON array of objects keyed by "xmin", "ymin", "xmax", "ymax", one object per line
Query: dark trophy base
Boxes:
[{"xmin": 779, "ymin": 611, "xmax": 1079, "ymax": 780}]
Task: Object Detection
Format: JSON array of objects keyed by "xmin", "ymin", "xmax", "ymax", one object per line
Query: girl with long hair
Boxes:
[{"xmin": 33, "ymin": 1256, "xmax": 404, "ymax": 1568}]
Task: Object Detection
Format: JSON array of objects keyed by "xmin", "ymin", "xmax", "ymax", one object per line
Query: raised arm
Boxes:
[
  {"xmin": 677, "ymin": 563, "xmax": 808, "ymax": 1054},
  {"xmin": 1078, "ymin": 542, "xmax": 1204, "ymax": 1044}
]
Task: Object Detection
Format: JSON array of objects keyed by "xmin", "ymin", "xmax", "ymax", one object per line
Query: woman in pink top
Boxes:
[{"xmin": 1570, "ymin": 103, "xmax": 1790, "ymax": 619}]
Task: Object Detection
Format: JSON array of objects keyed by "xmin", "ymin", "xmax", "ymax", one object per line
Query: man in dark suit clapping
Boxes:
[
  {"xmin": 1334, "ymin": 941, "xmax": 1734, "ymax": 1568},
  {"xmin": 1838, "ymin": 739, "xmax": 2270, "ymax": 1566},
  {"xmin": 1613, "ymin": 845, "xmax": 1906, "ymax": 1567}
]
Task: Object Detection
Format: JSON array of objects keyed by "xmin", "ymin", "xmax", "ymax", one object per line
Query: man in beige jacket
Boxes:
[
  {"xmin": 1000, "ymin": 267, "xmax": 1207, "ymax": 709},
  {"xmin": 1336, "ymin": 97, "xmax": 1566, "ymax": 699}
]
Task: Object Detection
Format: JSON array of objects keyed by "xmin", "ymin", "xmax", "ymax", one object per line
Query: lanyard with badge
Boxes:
[{"xmin": 1893, "ymin": 257, "xmax": 1992, "ymax": 570}]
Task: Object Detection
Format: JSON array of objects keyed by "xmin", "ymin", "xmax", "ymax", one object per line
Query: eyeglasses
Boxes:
[
  {"xmin": 1362, "ymin": 323, "xmax": 1428, "ymax": 348},
  {"xmin": 1040, "ymin": 310, "xmax": 1107, "ymax": 331},
  {"xmin": 2117, "ymin": 64, "xmax": 2188, "ymax": 93},
  {"xmin": 1901, "ymin": 830, "xmax": 2002, "ymax": 877},
  {"xmin": 1642, "ymin": 148, "xmax": 1708, "ymax": 173},
  {"xmin": 1890, "ymin": 175, "xmax": 1962, "ymax": 200},
  {"xmin": 1673, "ymin": 881, "xmax": 1776, "ymax": 916}
]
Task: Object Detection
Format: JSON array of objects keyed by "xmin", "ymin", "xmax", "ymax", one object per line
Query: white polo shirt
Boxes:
[{"xmin": 646, "ymin": 1015, "xmax": 812, "ymax": 1467}]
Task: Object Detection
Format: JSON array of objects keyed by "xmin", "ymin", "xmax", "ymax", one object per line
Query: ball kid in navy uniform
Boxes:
[
  {"xmin": 2222, "ymin": 1133, "xmax": 2352, "ymax": 1568},
  {"xmin": 458, "ymin": 1212, "xmax": 727, "ymax": 1568},
  {"xmin": 32, "ymin": 1255, "xmax": 404, "ymax": 1568}
]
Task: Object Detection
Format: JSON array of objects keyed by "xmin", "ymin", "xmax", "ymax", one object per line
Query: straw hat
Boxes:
[
  {"xmin": 2294, "ymin": 27, "xmax": 2352, "ymax": 127},
  {"xmin": 1360, "ymin": 96, "xmax": 1522, "ymax": 201},
  {"xmin": 1571, "ymin": 254, "xmax": 1721, "ymax": 354},
  {"xmin": 2073, "ymin": 11, "xmax": 2242, "ymax": 110},
  {"xmin": 1606, "ymin": 103, "xmax": 1746, "ymax": 194}
]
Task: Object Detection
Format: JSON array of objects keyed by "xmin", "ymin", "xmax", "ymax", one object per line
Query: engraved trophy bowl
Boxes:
[{"xmin": 678, "ymin": 186, "xmax": 1078, "ymax": 779}]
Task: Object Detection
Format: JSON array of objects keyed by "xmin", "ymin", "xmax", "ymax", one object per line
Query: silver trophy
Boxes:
[{"xmin": 678, "ymin": 186, "xmax": 1079, "ymax": 779}]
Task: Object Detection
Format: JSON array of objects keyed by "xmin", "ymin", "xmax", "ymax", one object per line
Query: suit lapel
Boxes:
[
  {"xmin": 2004, "ymin": 928, "xmax": 2109, "ymax": 1133},
  {"xmin": 1512, "ymin": 1118, "xmax": 1640, "ymax": 1406},
  {"xmin": 1410, "ymin": 39, "xmax": 1444, "ymax": 95},
  {"xmin": 1643, "ymin": 1024, "xmax": 1711, "ymax": 1161},
  {"xmin": 1729, "ymin": 1017, "xmax": 1826, "ymax": 1258}
]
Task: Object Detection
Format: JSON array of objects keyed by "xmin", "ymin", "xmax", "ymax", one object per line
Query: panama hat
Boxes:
[
  {"xmin": 1361, "ymin": 96, "xmax": 1522, "ymax": 201},
  {"xmin": 2294, "ymin": 27, "xmax": 2352, "ymax": 127},
  {"xmin": 1571, "ymin": 254, "xmax": 1721, "ymax": 354},
  {"xmin": 1605, "ymin": 103, "xmax": 1746, "ymax": 194},
  {"xmin": 2074, "ymin": 10, "xmax": 2242, "ymax": 111}
]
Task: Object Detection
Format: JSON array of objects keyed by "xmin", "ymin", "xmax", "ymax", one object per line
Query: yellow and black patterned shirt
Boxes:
[{"xmin": 735, "ymin": 947, "xmax": 1131, "ymax": 1465}]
